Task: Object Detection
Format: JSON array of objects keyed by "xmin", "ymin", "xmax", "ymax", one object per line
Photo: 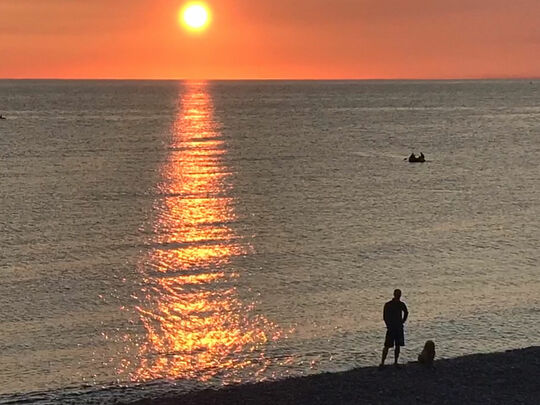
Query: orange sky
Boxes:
[{"xmin": 1, "ymin": 0, "xmax": 539, "ymax": 79}]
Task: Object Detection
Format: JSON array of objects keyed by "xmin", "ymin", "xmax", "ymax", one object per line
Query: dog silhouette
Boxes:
[{"xmin": 418, "ymin": 340, "xmax": 436, "ymax": 366}]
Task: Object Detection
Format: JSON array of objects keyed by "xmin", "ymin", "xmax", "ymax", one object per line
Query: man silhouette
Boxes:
[{"xmin": 380, "ymin": 289, "xmax": 408, "ymax": 368}]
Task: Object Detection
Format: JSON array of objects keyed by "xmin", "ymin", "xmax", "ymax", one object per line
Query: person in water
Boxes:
[
  {"xmin": 380, "ymin": 289, "xmax": 408, "ymax": 368},
  {"xmin": 409, "ymin": 153, "xmax": 416, "ymax": 160},
  {"xmin": 419, "ymin": 152, "xmax": 425, "ymax": 161}
]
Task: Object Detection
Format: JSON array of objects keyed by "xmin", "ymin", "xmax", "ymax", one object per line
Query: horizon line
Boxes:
[{"xmin": 0, "ymin": 76, "xmax": 539, "ymax": 82}]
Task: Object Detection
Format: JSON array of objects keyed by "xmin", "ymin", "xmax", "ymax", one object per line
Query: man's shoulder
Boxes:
[{"xmin": 385, "ymin": 299, "xmax": 407, "ymax": 310}]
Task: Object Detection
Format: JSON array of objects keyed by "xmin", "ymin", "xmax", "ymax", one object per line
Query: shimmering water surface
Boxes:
[{"xmin": 0, "ymin": 80, "xmax": 539, "ymax": 403}]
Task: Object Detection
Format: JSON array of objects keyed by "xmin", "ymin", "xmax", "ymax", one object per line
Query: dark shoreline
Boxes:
[{"xmin": 126, "ymin": 346, "xmax": 540, "ymax": 405}]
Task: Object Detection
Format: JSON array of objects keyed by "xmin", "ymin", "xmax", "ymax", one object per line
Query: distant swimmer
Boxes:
[{"xmin": 0, "ymin": 115, "xmax": 6, "ymax": 120}]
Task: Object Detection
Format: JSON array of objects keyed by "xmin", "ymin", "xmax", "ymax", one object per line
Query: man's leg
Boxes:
[
  {"xmin": 380, "ymin": 346, "xmax": 389, "ymax": 366},
  {"xmin": 394, "ymin": 344, "xmax": 400, "ymax": 364}
]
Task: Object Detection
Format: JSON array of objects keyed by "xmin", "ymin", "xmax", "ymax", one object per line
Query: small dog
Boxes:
[{"xmin": 418, "ymin": 340, "xmax": 436, "ymax": 366}]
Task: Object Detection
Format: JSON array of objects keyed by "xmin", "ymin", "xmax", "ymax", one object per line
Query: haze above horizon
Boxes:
[{"xmin": 1, "ymin": 0, "xmax": 539, "ymax": 80}]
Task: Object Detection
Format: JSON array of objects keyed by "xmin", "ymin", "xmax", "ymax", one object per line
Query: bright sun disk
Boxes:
[{"xmin": 181, "ymin": 3, "xmax": 210, "ymax": 31}]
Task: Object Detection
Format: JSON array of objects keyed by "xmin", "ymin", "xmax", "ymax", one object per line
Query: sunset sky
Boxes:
[{"xmin": 1, "ymin": 0, "xmax": 539, "ymax": 79}]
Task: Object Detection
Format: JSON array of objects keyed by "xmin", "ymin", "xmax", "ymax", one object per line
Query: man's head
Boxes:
[{"xmin": 393, "ymin": 289, "xmax": 402, "ymax": 300}]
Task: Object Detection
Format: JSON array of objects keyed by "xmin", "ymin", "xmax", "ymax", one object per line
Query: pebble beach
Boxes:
[{"xmin": 126, "ymin": 346, "xmax": 540, "ymax": 405}]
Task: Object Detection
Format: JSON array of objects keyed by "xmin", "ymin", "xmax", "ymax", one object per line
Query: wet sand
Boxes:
[{"xmin": 127, "ymin": 346, "xmax": 540, "ymax": 405}]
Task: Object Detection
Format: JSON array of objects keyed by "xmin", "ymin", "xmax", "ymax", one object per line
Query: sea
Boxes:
[{"xmin": 0, "ymin": 80, "xmax": 539, "ymax": 403}]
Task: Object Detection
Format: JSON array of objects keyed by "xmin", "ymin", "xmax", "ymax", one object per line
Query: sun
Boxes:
[{"xmin": 180, "ymin": 2, "xmax": 211, "ymax": 32}]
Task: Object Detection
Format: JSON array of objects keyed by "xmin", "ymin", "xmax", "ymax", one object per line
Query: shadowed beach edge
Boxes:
[{"xmin": 125, "ymin": 346, "xmax": 540, "ymax": 405}]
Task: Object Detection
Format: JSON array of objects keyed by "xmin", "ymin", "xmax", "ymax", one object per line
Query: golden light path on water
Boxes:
[{"xmin": 131, "ymin": 82, "xmax": 282, "ymax": 383}]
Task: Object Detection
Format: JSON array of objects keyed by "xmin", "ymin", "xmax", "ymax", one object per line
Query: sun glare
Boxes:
[{"xmin": 180, "ymin": 3, "xmax": 210, "ymax": 32}]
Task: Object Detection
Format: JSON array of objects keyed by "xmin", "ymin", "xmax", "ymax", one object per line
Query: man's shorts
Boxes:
[{"xmin": 384, "ymin": 327, "xmax": 405, "ymax": 347}]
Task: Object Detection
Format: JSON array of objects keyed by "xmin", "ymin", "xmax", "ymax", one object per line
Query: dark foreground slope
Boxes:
[{"xmin": 127, "ymin": 347, "xmax": 540, "ymax": 405}]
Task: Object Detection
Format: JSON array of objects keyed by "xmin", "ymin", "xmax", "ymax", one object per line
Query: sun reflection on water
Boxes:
[{"xmin": 131, "ymin": 82, "xmax": 281, "ymax": 382}]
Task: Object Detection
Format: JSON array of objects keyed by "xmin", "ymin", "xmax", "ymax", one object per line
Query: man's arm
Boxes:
[
  {"xmin": 383, "ymin": 303, "xmax": 389, "ymax": 327},
  {"xmin": 402, "ymin": 302, "xmax": 409, "ymax": 324}
]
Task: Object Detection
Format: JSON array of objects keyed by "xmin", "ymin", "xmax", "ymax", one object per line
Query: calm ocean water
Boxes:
[{"xmin": 0, "ymin": 80, "xmax": 539, "ymax": 403}]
